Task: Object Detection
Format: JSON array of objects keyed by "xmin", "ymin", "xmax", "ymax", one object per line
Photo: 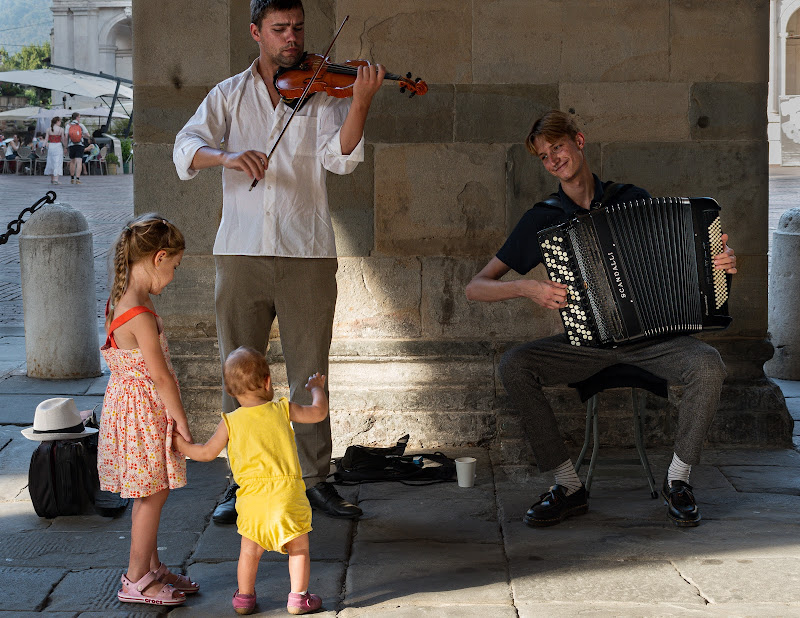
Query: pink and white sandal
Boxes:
[
  {"xmin": 117, "ymin": 571, "xmax": 186, "ymax": 606},
  {"xmin": 154, "ymin": 561, "xmax": 199, "ymax": 594}
]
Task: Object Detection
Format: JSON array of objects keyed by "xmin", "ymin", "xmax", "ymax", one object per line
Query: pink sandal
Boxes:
[
  {"xmin": 154, "ymin": 561, "xmax": 199, "ymax": 593},
  {"xmin": 117, "ymin": 571, "xmax": 186, "ymax": 606}
]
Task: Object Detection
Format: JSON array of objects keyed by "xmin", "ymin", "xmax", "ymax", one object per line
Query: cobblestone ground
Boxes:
[
  {"xmin": 1, "ymin": 169, "xmax": 798, "ymax": 326},
  {"xmin": 0, "ymin": 173, "xmax": 133, "ymax": 326}
]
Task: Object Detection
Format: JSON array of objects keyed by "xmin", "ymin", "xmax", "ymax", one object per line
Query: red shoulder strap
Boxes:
[{"xmin": 105, "ymin": 306, "xmax": 157, "ymax": 349}]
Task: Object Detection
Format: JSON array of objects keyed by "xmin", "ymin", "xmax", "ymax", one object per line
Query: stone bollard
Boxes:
[
  {"xmin": 765, "ymin": 207, "xmax": 800, "ymax": 379},
  {"xmin": 19, "ymin": 203, "xmax": 101, "ymax": 378}
]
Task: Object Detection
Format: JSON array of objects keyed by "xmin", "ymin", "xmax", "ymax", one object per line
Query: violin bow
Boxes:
[{"xmin": 249, "ymin": 15, "xmax": 350, "ymax": 191}]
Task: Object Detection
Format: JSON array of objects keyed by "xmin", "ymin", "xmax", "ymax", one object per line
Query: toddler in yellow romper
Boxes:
[{"xmin": 174, "ymin": 346, "xmax": 328, "ymax": 616}]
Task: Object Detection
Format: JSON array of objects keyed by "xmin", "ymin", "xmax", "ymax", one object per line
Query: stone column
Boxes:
[{"xmin": 765, "ymin": 207, "xmax": 800, "ymax": 378}]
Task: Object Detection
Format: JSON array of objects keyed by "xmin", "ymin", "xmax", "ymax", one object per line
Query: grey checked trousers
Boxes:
[{"xmin": 498, "ymin": 335, "xmax": 727, "ymax": 472}]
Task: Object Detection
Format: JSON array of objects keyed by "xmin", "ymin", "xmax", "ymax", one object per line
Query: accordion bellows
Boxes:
[{"xmin": 538, "ymin": 197, "xmax": 732, "ymax": 348}]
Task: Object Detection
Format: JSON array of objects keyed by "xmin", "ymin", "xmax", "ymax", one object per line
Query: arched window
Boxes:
[{"xmin": 787, "ymin": 9, "xmax": 800, "ymax": 94}]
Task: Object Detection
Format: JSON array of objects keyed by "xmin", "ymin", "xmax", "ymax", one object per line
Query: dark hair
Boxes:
[
  {"xmin": 526, "ymin": 110, "xmax": 581, "ymax": 156},
  {"xmin": 50, "ymin": 117, "xmax": 61, "ymax": 128},
  {"xmin": 224, "ymin": 346, "xmax": 272, "ymax": 398},
  {"xmin": 250, "ymin": 0, "xmax": 303, "ymax": 26},
  {"xmin": 71, "ymin": 112, "xmax": 79, "ymax": 120}
]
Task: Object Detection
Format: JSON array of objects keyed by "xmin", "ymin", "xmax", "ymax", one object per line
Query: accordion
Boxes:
[{"xmin": 538, "ymin": 197, "xmax": 731, "ymax": 348}]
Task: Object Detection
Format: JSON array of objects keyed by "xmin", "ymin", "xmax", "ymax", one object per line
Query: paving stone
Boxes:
[
  {"xmin": 0, "ymin": 394, "xmax": 105, "ymax": 424},
  {"xmin": 672, "ymin": 557, "xmax": 800, "ymax": 604},
  {"xmin": 345, "ymin": 541, "xmax": 511, "ymax": 609},
  {"xmin": 0, "ymin": 567, "xmax": 66, "ymax": 612},
  {"xmin": 340, "ymin": 607, "xmax": 518, "ymax": 617},
  {"xmin": 0, "ymin": 428, "xmax": 38, "ymax": 501},
  {"xmin": 46, "ymin": 567, "xmax": 171, "ymax": 613},
  {"xmin": 771, "ymin": 379, "xmax": 800, "ymax": 398},
  {"xmin": 355, "ymin": 492, "xmax": 500, "ymax": 544},
  {"xmin": 0, "ymin": 374, "xmax": 97, "ymax": 395},
  {"xmin": 516, "ymin": 601, "xmax": 800, "ymax": 617},
  {"xmin": 169, "ymin": 560, "xmax": 342, "ymax": 617},
  {"xmin": 718, "ymin": 465, "xmax": 800, "ymax": 495},
  {"xmin": 510, "ymin": 559, "xmax": 705, "ymax": 606},
  {"xmin": 0, "ymin": 529, "xmax": 196, "ymax": 569},
  {"xmin": 787, "ymin": 397, "xmax": 800, "ymax": 421}
]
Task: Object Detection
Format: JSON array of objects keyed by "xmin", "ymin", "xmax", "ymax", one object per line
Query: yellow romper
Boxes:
[{"xmin": 223, "ymin": 398, "xmax": 312, "ymax": 553}]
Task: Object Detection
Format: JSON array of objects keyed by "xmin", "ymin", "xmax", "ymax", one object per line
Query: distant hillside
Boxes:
[{"xmin": 0, "ymin": 0, "xmax": 52, "ymax": 52}]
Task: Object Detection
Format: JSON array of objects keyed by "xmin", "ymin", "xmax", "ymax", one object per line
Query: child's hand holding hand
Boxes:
[
  {"xmin": 305, "ymin": 372, "xmax": 326, "ymax": 392},
  {"xmin": 174, "ymin": 421, "xmax": 193, "ymax": 445}
]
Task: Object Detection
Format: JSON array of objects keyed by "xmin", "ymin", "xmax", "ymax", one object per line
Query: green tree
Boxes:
[{"xmin": 0, "ymin": 42, "xmax": 51, "ymax": 105}]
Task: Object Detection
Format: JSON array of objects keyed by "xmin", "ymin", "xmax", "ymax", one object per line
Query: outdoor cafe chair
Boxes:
[
  {"xmin": 87, "ymin": 146, "xmax": 107, "ymax": 176},
  {"xmin": 15, "ymin": 146, "xmax": 32, "ymax": 175}
]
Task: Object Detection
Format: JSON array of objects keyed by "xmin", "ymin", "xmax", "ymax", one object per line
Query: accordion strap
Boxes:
[{"xmin": 599, "ymin": 182, "xmax": 633, "ymax": 208}]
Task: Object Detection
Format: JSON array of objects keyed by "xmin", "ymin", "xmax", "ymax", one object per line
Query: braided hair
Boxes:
[{"xmin": 106, "ymin": 213, "xmax": 185, "ymax": 329}]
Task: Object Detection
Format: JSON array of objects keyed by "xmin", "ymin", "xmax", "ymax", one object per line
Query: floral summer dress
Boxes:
[{"xmin": 98, "ymin": 306, "xmax": 186, "ymax": 499}]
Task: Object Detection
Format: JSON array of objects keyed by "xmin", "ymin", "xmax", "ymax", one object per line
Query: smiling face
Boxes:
[
  {"xmin": 250, "ymin": 7, "xmax": 305, "ymax": 70},
  {"xmin": 532, "ymin": 132, "xmax": 586, "ymax": 183}
]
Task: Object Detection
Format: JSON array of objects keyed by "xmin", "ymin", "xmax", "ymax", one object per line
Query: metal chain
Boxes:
[{"xmin": 0, "ymin": 191, "xmax": 58, "ymax": 245}]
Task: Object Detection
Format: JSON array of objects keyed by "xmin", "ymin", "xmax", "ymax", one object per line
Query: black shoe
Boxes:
[
  {"xmin": 661, "ymin": 477, "xmax": 701, "ymax": 527},
  {"xmin": 306, "ymin": 482, "xmax": 362, "ymax": 519},
  {"xmin": 523, "ymin": 484, "xmax": 589, "ymax": 528},
  {"xmin": 212, "ymin": 483, "xmax": 239, "ymax": 524}
]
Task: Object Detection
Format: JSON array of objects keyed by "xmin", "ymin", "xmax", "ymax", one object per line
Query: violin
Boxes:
[
  {"xmin": 249, "ymin": 15, "xmax": 424, "ymax": 192},
  {"xmin": 275, "ymin": 53, "xmax": 428, "ymax": 101}
]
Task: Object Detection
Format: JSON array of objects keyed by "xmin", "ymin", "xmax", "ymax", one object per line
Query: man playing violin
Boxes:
[
  {"xmin": 466, "ymin": 110, "xmax": 738, "ymax": 529},
  {"xmin": 174, "ymin": 0, "xmax": 384, "ymax": 523}
]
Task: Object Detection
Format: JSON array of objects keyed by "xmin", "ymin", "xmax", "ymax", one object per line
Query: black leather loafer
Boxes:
[
  {"xmin": 523, "ymin": 484, "xmax": 589, "ymax": 527},
  {"xmin": 661, "ymin": 477, "xmax": 701, "ymax": 527},
  {"xmin": 306, "ymin": 482, "xmax": 362, "ymax": 519},
  {"xmin": 212, "ymin": 483, "xmax": 239, "ymax": 524}
]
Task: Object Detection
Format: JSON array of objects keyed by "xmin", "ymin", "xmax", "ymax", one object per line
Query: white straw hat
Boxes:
[{"xmin": 21, "ymin": 398, "xmax": 99, "ymax": 441}]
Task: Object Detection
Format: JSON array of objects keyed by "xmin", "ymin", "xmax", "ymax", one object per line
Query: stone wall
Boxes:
[{"xmin": 133, "ymin": 0, "xmax": 791, "ymax": 457}]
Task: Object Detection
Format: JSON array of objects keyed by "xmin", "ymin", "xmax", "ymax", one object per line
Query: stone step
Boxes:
[{"xmin": 170, "ymin": 338, "xmax": 793, "ymax": 460}]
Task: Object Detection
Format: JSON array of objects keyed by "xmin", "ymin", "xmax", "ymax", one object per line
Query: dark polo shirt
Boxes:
[{"xmin": 496, "ymin": 174, "xmax": 650, "ymax": 275}]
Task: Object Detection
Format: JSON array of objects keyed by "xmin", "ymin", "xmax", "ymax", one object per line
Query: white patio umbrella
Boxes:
[
  {"xmin": 0, "ymin": 106, "xmax": 47, "ymax": 120},
  {"xmin": 0, "ymin": 68, "xmax": 133, "ymax": 99},
  {"xmin": 30, "ymin": 106, "xmax": 128, "ymax": 120}
]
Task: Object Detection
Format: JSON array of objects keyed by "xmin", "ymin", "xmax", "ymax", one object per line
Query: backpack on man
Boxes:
[{"xmin": 67, "ymin": 122, "xmax": 82, "ymax": 144}]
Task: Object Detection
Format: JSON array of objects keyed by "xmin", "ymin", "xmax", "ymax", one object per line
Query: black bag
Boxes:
[
  {"xmin": 83, "ymin": 409, "xmax": 130, "ymax": 517},
  {"xmin": 331, "ymin": 434, "xmax": 456, "ymax": 485},
  {"xmin": 28, "ymin": 408, "xmax": 129, "ymax": 518},
  {"xmin": 28, "ymin": 439, "xmax": 98, "ymax": 518}
]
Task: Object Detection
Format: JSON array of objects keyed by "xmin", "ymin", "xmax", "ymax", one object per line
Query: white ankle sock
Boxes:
[
  {"xmin": 552, "ymin": 459, "xmax": 583, "ymax": 495},
  {"xmin": 667, "ymin": 453, "xmax": 691, "ymax": 486}
]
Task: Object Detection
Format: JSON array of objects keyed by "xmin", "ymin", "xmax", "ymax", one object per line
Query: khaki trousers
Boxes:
[{"xmin": 215, "ymin": 255, "xmax": 338, "ymax": 487}]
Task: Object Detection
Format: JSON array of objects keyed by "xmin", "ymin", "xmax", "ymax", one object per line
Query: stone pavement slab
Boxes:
[
  {"xmin": 171, "ymin": 561, "xmax": 342, "ymax": 617},
  {"xmin": 345, "ymin": 540, "xmax": 511, "ymax": 610}
]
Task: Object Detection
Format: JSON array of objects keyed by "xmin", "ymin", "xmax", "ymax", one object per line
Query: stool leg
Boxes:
[
  {"xmin": 575, "ymin": 396, "xmax": 593, "ymax": 475},
  {"xmin": 586, "ymin": 396, "xmax": 599, "ymax": 494},
  {"xmin": 575, "ymin": 395, "xmax": 598, "ymax": 494},
  {"xmin": 632, "ymin": 388, "xmax": 658, "ymax": 498}
]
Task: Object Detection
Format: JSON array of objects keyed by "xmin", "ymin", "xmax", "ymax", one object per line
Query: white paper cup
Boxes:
[{"xmin": 455, "ymin": 457, "xmax": 477, "ymax": 487}]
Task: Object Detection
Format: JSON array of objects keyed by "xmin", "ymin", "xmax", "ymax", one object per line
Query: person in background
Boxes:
[
  {"xmin": 66, "ymin": 112, "xmax": 88, "ymax": 184},
  {"xmin": 44, "ymin": 117, "xmax": 66, "ymax": 185}
]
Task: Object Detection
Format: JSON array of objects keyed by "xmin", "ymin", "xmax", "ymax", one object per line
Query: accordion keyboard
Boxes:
[{"xmin": 540, "ymin": 234, "xmax": 596, "ymax": 345}]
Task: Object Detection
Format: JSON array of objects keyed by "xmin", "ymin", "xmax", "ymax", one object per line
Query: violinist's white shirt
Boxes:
[{"xmin": 173, "ymin": 59, "xmax": 364, "ymax": 258}]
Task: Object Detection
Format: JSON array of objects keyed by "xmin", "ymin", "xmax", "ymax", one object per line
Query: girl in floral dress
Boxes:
[{"xmin": 98, "ymin": 213, "xmax": 198, "ymax": 607}]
